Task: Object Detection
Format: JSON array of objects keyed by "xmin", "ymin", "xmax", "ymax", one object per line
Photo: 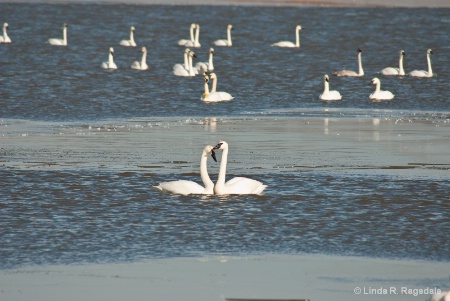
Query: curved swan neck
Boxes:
[
  {"xmin": 200, "ymin": 150, "xmax": 214, "ymax": 191},
  {"xmin": 357, "ymin": 52, "xmax": 364, "ymax": 75}
]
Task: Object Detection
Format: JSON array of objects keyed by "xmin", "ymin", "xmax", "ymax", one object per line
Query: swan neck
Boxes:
[
  {"xmin": 141, "ymin": 50, "xmax": 147, "ymax": 65},
  {"xmin": 109, "ymin": 53, "xmax": 114, "ymax": 65},
  {"xmin": 190, "ymin": 26, "xmax": 195, "ymax": 42},
  {"xmin": 63, "ymin": 27, "xmax": 67, "ymax": 44},
  {"xmin": 399, "ymin": 54, "xmax": 405, "ymax": 74},
  {"xmin": 208, "ymin": 52, "xmax": 214, "ymax": 69},
  {"xmin": 358, "ymin": 52, "xmax": 364, "ymax": 75},
  {"xmin": 200, "ymin": 150, "xmax": 214, "ymax": 191},
  {"xmin": 295, "ymin": 28, "xmax": 300, "ymax": 47},
  {"xmin": 227, "ymin": 28, "xmax": 232, "ymax": 45},
  {"xmin": 204, "ymin": 77, "xmax": 210, "ymax": 95},
  {"xmin": 194, "ymin": 26, "xmax": 200, "ymax": 43},
  {"xmin": 375, "ymin": 82, "xmax": 381, "ymax": 93},
  {"xmin": 427, "ymin": 53, "xmax": 432, "ymax": 75},
  {"xmin": 216, "ymin": 148, "xmax": 228, "ymax": 189},
  {"xmin": 211, "ymin": 75, "xmax": 218, "ymax": 93},
  {"xmin": 184, "ymin": 52, "xmax": 189, "ymax": 70},
  {"xmin": 188, "ymin": 55, "xmax": 195, "ymax": 76},
  {"xmin": 323, "ymin": 80, "xmax": 329, "ymax": 93}
]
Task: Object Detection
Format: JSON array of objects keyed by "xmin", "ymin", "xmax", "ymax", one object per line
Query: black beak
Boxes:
[
  {"xmin": 213, "ymin": 142, "xmax": 223, "ymax": 150},
  {"xmin": 211, "ymin": 150, "xmax": 217, "ymax": 162}
]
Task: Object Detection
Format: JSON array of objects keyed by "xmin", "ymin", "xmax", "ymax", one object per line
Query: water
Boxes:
[{"xmin": 1, "ymin": 4, "xmax": 449, "ymax": 270}]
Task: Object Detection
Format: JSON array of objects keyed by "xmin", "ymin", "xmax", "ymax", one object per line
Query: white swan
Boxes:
[
  {"xmin": 320, "ymin": 74, "xmax": 342, "ymax": 101},
  {"xmin": 271, "ymin": 25, "xmax": 302, "ymax": 48},
  {"xmin": 131, "ymin": 46, "xmax": 148, "ymax": 70},
  {"xmin": 214, "ymin": 24, "xmax": 233, "ymax": 46},
  {"xmin": 201, "ymin": 73, "xmax": 234, "ymax": 102},
  {"xmin": 120, "ymin": 26, "xmax": 137, "ymax": 47},
  {"xmin": 0, "ymin": 22, "xmax": 11, "ymax": 43},
  {"xmin": 173, "ymin": 48, "xmax": 191, "ymax": 76},
  {"xmin": 48, "ymin": 23, "xmax": 68, "ymax": 46},
  {"xmin": 183, "ymin": 24, "xmax": 201, "ymax": 48},
  {"xmin": 196, "ymin": 47, "xmax": 214, "ymax": 72},
  {"xmin": 380, "ymin": 50, "xmax": 406, "ymax": 76},
  {"xmin": 153, "ymin": 145, "xmax": 217, "ymax": 195},
  {"xmin": 101, "ymin": 47, "xmax": 117, "ymax": 70},
  {"xmin": 369, "ymin": 77, "xmax": 394, "ymax": 100},
  {"xmin": 333, "ymin": 48, "xmax": 364, "ymax": 77},
  {"xmin": 213, "ymin": 141, "xmax": 267, "ymax": 195},
  {"xmin": 178, "ymin": 23, "xmax": 196, "ymax": 46},
  {"xmin": 409, "ymin": 49, "xmax": 434, "ymax": 77},
  {"xmin": 174, "ymin": 50, "xmax": 197, "ymax": 77}
]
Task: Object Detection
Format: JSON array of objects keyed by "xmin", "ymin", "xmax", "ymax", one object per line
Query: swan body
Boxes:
[
  {"xmin": 120, "ymin": 26, "xmax": 137, "ymax": 47},
  {"xmin": 369, "ymin": 77, "xmax": 394, "ymax": 100},
  {"xmin": 131, "ymin": 46, "xmax": 148, "ymax": 70},
  {"xmin": 214, "ymin": 24, "xmax": 233, "ymax": 46},
  {"xmin": 48, "ymin": 23, "xmax": 67, "ymax": 46},
  {"xmin": 183, "ymin": 24, "xmax": 201, "ymax": 48},
  {"xmin": 153, "ymin": 145, "xmax": 217, "ymax": 195},
  {"xmin": 173, "ymin": 48, "xmax": 191, "ymax": 75},
  {"xmin": 201, "ymin": 73, "xmax": 234, "ymax": 102},
  {"xmin": 380, "ymin": 50, "xmax": 405, "ymax": 76},
  {"xmin": 409, "ymin": 49, "xmax": 434, "ymax": 77},
  {"xmin": 320, "ymin": 74, "xmax": 342, "ymax": 101},
  {"xmin": 213, "ymin": 141, "xmax": 267, "ymax": 195},
  {"xmin": 174, "ymin": 50, "xmax": 197, "ymax": 77},
  {"xmin": 333, "ymin": 48, "xmax": 364, "ymax": 77},
  {"xmin": 0, "ymin": 23, "xmax": 11, "ymax": 43},
  {"xmin": 101, "ymin": 47, "xmax": 117, "ymax": 70},
  {"xmin": 178, "ymin": 23, "xmax": 196, "ymax": 46},
  {"xmin": 271, "ymin": 25, "xmax": 302, "ymax": 48},
  {"xmin": 196, "ymin": 48, "xmax": 215, "ymax": 72}
]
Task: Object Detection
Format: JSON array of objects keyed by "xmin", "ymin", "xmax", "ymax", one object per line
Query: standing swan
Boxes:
[
  {"xmin": 369, "ymin": 77, "xmax": 394, "ymax": 100},
  {"xmin": 178, "ymin": 23, "xmax": 196, "ymax": 46},
  {"xmin": 201, "ymin": 73, "xmax": 234, "ymax": 102},
  {"xmin": 196, "ymin": 48, "xmax": 215, "ymax": 72},
  {"xmin": 213, "ymin": 141, "xmax": 267, "ymax": 195},
  {"xmin": 409, "ymin": 49, "xmax": 434, "ymax": 77},
  {"xmin": 271, "ymin": 25, "xmax": 302, "ymax": 48},
  {"xmin": 380, "ymin": 50, "xmax": 406, "ymax": 76},
  {"xmin": 153, "ymin": 145, "xmax": 217, "ymax": 195},
  {"xmin": 48, "ymin": 23, "xmax": 68, "ymax": 46},
  {"xmin": 101, "ymin": 47, "xmax": 117, "ymax": 70},
  {"xmin": 131, "ymin": 46, "xmax": 148, "ymax": 70},
  {"xmin": 214, "ymin": 24, "xmax": 233, "ymax": 46},
  {"xmin": 120, "ymin": 26, "xmax": 137, "ymax": 47},
  {"xmin": 0, "ymin": 22, "xmax": 11, "ymax": 43},
  {"xmin": 320, "ymin": 74, "xmax": 342, "ymax": 101},
  {"xmin": 333, "ymin": 48, "xmax": 364, "ymax": 77}
]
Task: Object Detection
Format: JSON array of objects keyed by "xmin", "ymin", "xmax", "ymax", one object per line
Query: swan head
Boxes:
[
  {"xmin": 109, "ymin": 47, "xmax": 114, "ymax": 54},
  {"xmin": 357, "ymin": 48, "xmax": 362, "ymax": 54},
  {"xmin": 3, "ymin": 23, "xmax": 8, "ymax": 29},
  {"xmin": 296, "ymin": 25, "xmax": 302, "ymax": 31},
  {"xmin": 130, "ymin": 26, "xmax": 135, "ymax": 32},
  {"xmin": 370, "ymin": 77, "xmax": 380, "ymax": 85},
  {"xmin": 204, "ymin": 145, "xmax": 217, "ymax": 162},
  {"xmin": 227, "ymin": 24, "xmax": 233, "ymax": 30},
  {"xmin": 427, "ymin": 49, "xmax": 433, "ymax": 55},
  {"xmin": 140, "ymin": 46, "xmax": 147, "ymax": 53},
  {"xmin": 324, "ymin": 74, "xmax": 330, "ymax": 82},
  {"xmin": 195, "ymin": 24, "xmax": 200, "ymax": 29},
  {"xmin": 63, "ymin": 23, "xmax": 68, "ymax": 29},
  {"xmin": 184, "ymin": 48, "xmax": 191, "ymax": 53},
  {"xmin": 189, "ymin": 51, "xmax": 197, "ymax": 58},
  {"xmin": 213, "ymin": 141, "xmax": 228, "ymax": 151},
  {"xmin": 209, "ymin": 73, "xmax": 217, "ymax": 80},
  {"xmin": 209, "ymin": 47, "xmax": 214, "ymax": 54},
  {"xmin": 400, "ymin": 50, "xmax": 405, "ymax": 56}
]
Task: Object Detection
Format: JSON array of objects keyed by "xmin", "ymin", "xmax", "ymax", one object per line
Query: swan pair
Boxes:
[
  {"xmin": 271, "ymin": 25, "xmax": 302, "ymax": 48},
  {"xmin": 334, "ymin": 48, "xmax": 364, "ymax": 77},
  {"xmin": 120, "ymin": 26, "xmax": 137, "ymax": 47},
  {"xmin": 102, "ymin": 46, "xmax": 148, "ymax": 70},
  {"xmin": 173, "ymin": 49, "xmax": 197, "ymax": 76},
  {"xmin": 369, "ymin": 77, "xmax": 394, "ymax": 100},
  {"xmin": 214, "ymin": 24, "xmax": 233, "ymax": 47},
  {"xmin": 178, "ymin": 23, "xmax": 201, "ymax": 48},
  {"xmin": 48, "ymin": 23, "xmax": 68, "ymax": 46},
  {"xmin": 409, "ymin": 49, "xmax": 434, "ymax": 77},
  {"xmin": 153, "ymin": 141, "xmax": 267, "ymax": 195},
  {"xmin": 201, "ymin": 71, "xmax": 234, "ymax": 102},
  {"xmin": 320, "ymin": 75, "xmax": 342, "ymax": 101},
  {"xmin": 0, "ymin": 22, "xmax": 11, "ymax": 43}
]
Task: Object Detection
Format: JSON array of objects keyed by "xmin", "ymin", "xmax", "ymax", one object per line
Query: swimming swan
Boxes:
[
  {"xmin": 333, "ymin": 48, "xmax": 364, "ymax": 77},
  {"xmin": 201, "ymin": 73, "xmax": 234, "ymax": 102},
  {"xmin": 196, "ymin": 47, "xmax": 215, "ymax": 72},
  {"xmin": 271, "ymin": 25, "xmax": 302, "ymax": 48},
  {"xmin": 48, "ymin": 23, "xmax": 68, "ymax": 46},
  {"xmin": 173, "ymin": 48, "xmax": 191, "ymax": 75},
  {"xmin": 409, "ymin": 49, "xmax": 434, "ymax": 77},
  {"xmin": 101, "ymin": 47, "xmax": 117, "ymax": 70},
  {"xmin": 178, "ymin": 23, "xmax": 196, "ymax": 46},
  {"xmin": 214, "ymin": 24, "xmax": 233, "ymax": 46},
  {"xmin": 0, "ymin": 23, "xmax": 11, "ymax": 43},
  {"xmin": 213, "ymin": 141, "xmax": 267, "ymax": 195},
  {"xmin": 153, "ymin": 145, "xmax": 217, "ymax": 195},
  {"xmin": 120, "ymin": 26, "xmax": 137, "ymax": 47},
  {"xmin": 320, "ymin": 74, "xmax": 342, "ymax": 101},
  {"xmin": 380, "ymin": 50, "xmax": 406, "ymax": 76},
  {"xmin": 131, "ymin": 46, "xmax": 148, "ymax": 70},
  {"xmin": 174, "ymin": 50, "xmax": 197, "ymax": 76},
  {"xmin": 369, "ymin": 77, "xmax": 394, "ymax": 100},
  {"xmin": 183, "ymin": 24, "xmax": 201, "ymax": 48}
]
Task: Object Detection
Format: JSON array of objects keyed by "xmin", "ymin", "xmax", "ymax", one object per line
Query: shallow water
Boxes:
[{"xmin": 0, "ymin": 4, "xmax": 450, "ymax": 269}]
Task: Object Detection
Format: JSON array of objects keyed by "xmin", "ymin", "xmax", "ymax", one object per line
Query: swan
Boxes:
[
  {"xmin": 213, "ymin": 141, "xmax": 267, "ymax": 195},
  {"xmin": 120, "ymin": 26, "xmax": 137, "ymax": 47},
  {"xmin": 178, "ymin": 23, "xmax": 196, "ymax": 46},
  {"xmin": 153, "ymin": 145, "xmax": 217, "ymax": 195},
  {"xmin": 131, "ymin": 46, "xmax": 148, "ymax": 70},
  {"xmin": 101, "ymin": 47, "xmax": 117, "ymax": 70},
  {"xmin": 271, "ymin": 25, "xmax": 302, "ymax": 48},
  {"xmin": 369, "ymin": 77, "xmax": 394, "ymax": 100},
  {"xmin": 0, "ymin": 22, "xmax": 11, "ymax": 43},
  {"xmin": 196, "ymin": 47, "xmax": 214, "ymax": 72},
  {"xmin": 380, "ymin": 50, "xmax": 406, "ymax": 76},
  {"xmin": 201, "ymin": 73, "xmax": 234, "ymax": 102},
  {"xmin": 173, "ymin": 48, "xmax": 191, "ymax": 76},
  {"xmin": 214, "ymin": 24, "xmax": 233, "ymax": 46},
  {"xmin": 184, "ymin": 24, "xmax": 201, "ymax": 48},
  {"xmin": 174, "ymin": 50, "xmax": 197, "ymax": 77},
  {"xmin": 320, "ymin": 74, "xmax": 342, "ymax": 101},
  {"xmin": 409, "ymin": 49, "xmax": 434, "ymax": 77},
  {"xmin": 48, "ymin": 23, "xmax": 68, "ymax": 46},
  {"xmin": 333, "ymin": 48, "xmax": 364, "ymax": 77}
]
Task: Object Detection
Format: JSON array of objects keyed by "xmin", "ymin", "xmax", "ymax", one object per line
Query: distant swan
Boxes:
[
  {"xmin": 214, "ymin": 24, "xmax": 233, "ymax": 46},
  {"xmin": 178, "ymin": 23, "xmax": 196, "ymax": 46},
  {"xmin": 174, "ymin": 50, "xmax": 197, "ymax": 77},
  {"xmin": 369, "ymin": 77, "xmax": 394, "ymax": 100},
  {"xmin": 333, "ymin": 48, "xmax": 364, "ymax": 77},
  {"xmin": 409, "ymin": 49, "xmax": 434, "ymax": 77},
  {"xmin": 196, "ymin": 47, "xmax": 215, "ymax": 72},
  {"xmin": 201, "ymin": 73, "xmax": 234, "ymax": 102},
  {"xmin": 183, "ymin": 24, "xmax": 201, "ymax": 48},
  {"xmin": 380, "ymin": 50, "xmax": 406, "ymax": 76},
  {"xmin": 153, "ymin": 145, "xmax": 217, "ymax": 195},
  {"xmin": 320, "ymin": 74, "xmax": 342, "ymax": 101},
  {"xmin": 173, "ymin": 48, "xmax": 191, "ymax": 75},
  {"xmin": 271, "ymin": 25, "xmax": 302, "ymax": 48},
  {"xmin": 0, "ymin": 22, "xmax": 11, "ymax": 43},
  {"xmin": 120, "ymin": 26, "xmax": 137, "ymax": 47},
  {"xmin": 48, "ymin": 23, "xmax": 68, "ymax": 46},
  {"xmin": 101, "ymin": 47, "xmax": 117, "ymax": 70},
  {"xmin": 131, "ymin": 46, "xmax": 148, "ymax": 70},
  {"xmin": 213, "ymin": 141, "xmax": 267, "ymax": 195}
]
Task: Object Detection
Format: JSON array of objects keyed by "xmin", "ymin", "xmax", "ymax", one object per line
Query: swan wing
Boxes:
[
  {"xmin": 214, "ymin": 39, "xmax": 228, "ymax": 46},
  {"xmin": 202, "ymin": 92, "xmax": 234, "ymax": 102},
  {"xmin": 320, "ymin": 91, "xmax": 342, "ymax": 101},
  {"xmin": 271, "ymin": 41, "xmax": 295, "ymax": 48},
  {"xmin": 173, "ymin": 65, "xmax": 189, "ymax": 76},
  {"xmin": 333, "ymin": 70, "xmax": 358, "ymax": 77},
  {"xmin": 153, "ymin": 180, "xmax": 205, "ymax": 195},
  {"xmin": 224, "ymin": 177, "xmax": 267, "ymax": 195},
  {"xmin": 409, "ymin": 70, "xmax": 428, "ymax": 77},
  {"xmin": 131, "ymin": 61, "xmax": 140, "ymax": 70},
  {"xmin": 380, "ymin": 67, "xmax": 400, "ymax": 75}
]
